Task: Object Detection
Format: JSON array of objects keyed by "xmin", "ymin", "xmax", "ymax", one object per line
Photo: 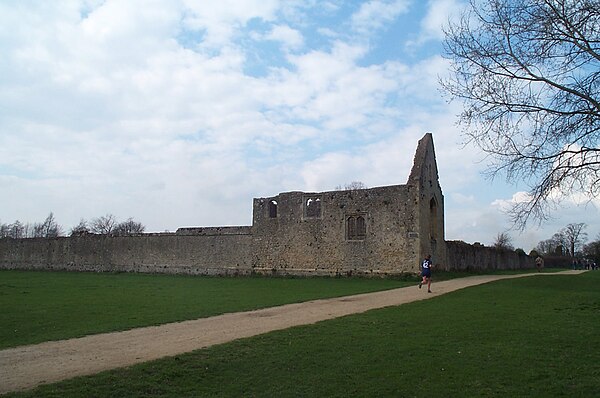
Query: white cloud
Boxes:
[
  {"xmin": 351, "ymin": 0, "xmax": 410, "ymax": 34},
  {"xmin": 405, "ymin": 0, "xmax": 464, "ymax": 49},
  {"xmin": 445, "ymin": 189, "xmax": 600, "ymax": 251},
  {"xmin": 491, "ymin": 191, "xmax": 533, "ymax": 212},
  {"xmin": 181, "ymin": 0, "xmax": 280, "ymax": 47},
  {"xmin": 421, "ymin": 0, "xmax": 463, "ymax": 40},
  {"xmin": 265, "ymin": 25, "xmax": 304, "ymax": 51},
  {"xmin": 257, "ymin": 41, "xmax": 405, "ymax": 135}
]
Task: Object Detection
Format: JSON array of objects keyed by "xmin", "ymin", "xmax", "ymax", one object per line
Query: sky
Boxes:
[{"xmin": 1, "ymin": 0, "xmax": 598, "ymax": 252}]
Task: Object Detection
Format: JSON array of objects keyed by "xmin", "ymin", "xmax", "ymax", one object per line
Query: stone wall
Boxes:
[
  {"xmin": 0, "ymin": 232, "xmax": 253, "ymax": 276},
  {"xmin": 446, "ymin": 240, "xmax": 534, "ymax": 271},
  {"xmin": 408, "ymin": 133, "xmax": 446, "ymax": 268},
  {"xmin": 251, "ymin": 185, "xmax": 421, "ymax": 276},
  {"xmin": 176, "ymin": 226, "xmax": 251, "ymax": 236},
  {"xmin": 0, "ymin": 235, "xmax": 534, "ymax": 275}
]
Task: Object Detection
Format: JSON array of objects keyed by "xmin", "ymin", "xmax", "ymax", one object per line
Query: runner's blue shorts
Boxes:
[{"xmin": 421, "ymin": 268, "xmax": 431, "ymax": 278}]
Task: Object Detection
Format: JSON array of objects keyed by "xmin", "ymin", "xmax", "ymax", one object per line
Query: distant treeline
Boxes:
[{"xmin": 0, "ymin": 213, "xmax": 145, "ymax": 238}]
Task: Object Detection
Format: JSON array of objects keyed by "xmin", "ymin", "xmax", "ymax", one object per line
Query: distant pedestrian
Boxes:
[
  {"xmin": 419, "ymin": 254, "xmax": 433, "ymax": 293},
  {"xmin": 535, "ymin": 256, "xmax": 544, "ymax": 272}
]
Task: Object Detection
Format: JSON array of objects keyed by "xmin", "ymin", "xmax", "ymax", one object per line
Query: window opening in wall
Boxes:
[
  {"xmin": 347, "ymin": 217, "xmax": 356, "ymax": 238},
  {"xmin": 346, "ymin": 214, "xmax": 367, "ymax": 240},
  {"xmin": 304, "ymin": 196, "xmax": 322, "ymax": 218},
  {"xmin": 269, "ymin": 200, "xmax": 278, "ymax": 218},
  {"xmin": 356, "ymin": 215, "xmax": 366, "ymax": 238},
  {"xmin": 429, "ymin": 197, "xmax": 438, "ymax": 241}
]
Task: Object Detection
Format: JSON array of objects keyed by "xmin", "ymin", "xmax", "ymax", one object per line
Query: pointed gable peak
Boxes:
[{"xmin": 408, "ymin": 133, "xmax": 439, "ymax": 187}]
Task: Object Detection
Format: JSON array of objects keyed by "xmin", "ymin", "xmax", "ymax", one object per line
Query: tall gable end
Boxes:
[
  {"xmin": 407, "ymin": 133, "xmax": 445, "ymax": 267},
  {"xmin": 408, "ymin": 133, "xmax": 440, "ymax": 190}
]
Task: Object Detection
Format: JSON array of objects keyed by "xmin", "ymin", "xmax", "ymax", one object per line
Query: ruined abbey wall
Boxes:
[
  {"xmin": 251, "ymin": 185, "xmax": 421, "ymax": 275},
  {"xmin": 0, "ymin": 134, "xmax": 535, "ymax": 276},
  {"xmin": 408, "ymin": 134, "xmax": 446, "ymax": 269},
  {"xmin": 0, "ymin": 231, "xmax": 253, "ymax": 275},
  {"xmin": 446, "ymin": 240, "xmax": 534, "ymax": 270}
]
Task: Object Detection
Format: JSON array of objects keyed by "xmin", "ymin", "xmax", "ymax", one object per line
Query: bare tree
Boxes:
[
  {"xmin": 90, "ymin": 214, "xmax": 117, "ymax": 235},
  {"xmin": 535, "ymin": 239, "xmax": 555, "ymax": 256},
  {"xmin": 493, "ymin": 232, "xmax": 514, "ymax": 250},
  {"xmin": 562, "ymin": 223, "xmax": 588, "ymax": 257},
  {"xmin": 335, "ymin": 181, "xmax": 368, "ymax": 191},
  {"xmin": 0, "ymin": 220, "xmax": 9, "ymax": 238},
  {"xmin": 2, "ymin": 220, "xmax": 24, "ymax": 238},
  {"xmin": 583, "ymin": 234, "xmax": 600, "ymax": 263},
  {"xmin": 32, "ymin": 223, "xmax": 44, "ymax": 238},
  {"xmin": 551, "ymin": 231, "xmax": 568, "ymax": 255},
  {"xmin": 22, "ymin": 222, "xmax": 33, "ymax": 238},
  {"xmin": 112, "ymin": 218, "xmax": 145, "ymax": 236},
  {"xmin": 7, "ymin": 220, "xmax": 25, "ymax": 239},
  {"xmin": 70, "ymin": 219, "xmax": 90, "ymax": 236},
  {"xmin": 32, "ymin": 212, "xmax": 63, "ymax": 238},
  {"xmin": 442, "ymin": 0, "xmax": 600, "ymax": 228}
]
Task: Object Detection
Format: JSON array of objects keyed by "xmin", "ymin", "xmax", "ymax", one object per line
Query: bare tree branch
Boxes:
[{"xmin": 442, "ymin": 0, "xmax": 600, "ymax": 229}]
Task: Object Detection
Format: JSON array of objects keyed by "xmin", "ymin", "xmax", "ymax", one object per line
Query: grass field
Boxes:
[
  {"xmin": 2, "ymin": 270, "xmax": 598, "ymax": 397},
  {"xmin": 0, "ymin": 270, "xmax": 415, "ymax": 349}
]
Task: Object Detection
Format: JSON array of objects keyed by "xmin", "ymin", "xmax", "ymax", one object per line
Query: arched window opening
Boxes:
[
  {"xmin": 305, "ymin": 197, "xmax": 322, "ymax": 218},
  {"xmin": 356, "ymin": 216, "xmax": 366, "ymax": 238},
  {"xmin": 268, "ymin": 200, "xmax": 278, "ymax": 218},
  {"xmin": 347, "ymin": 217, "xmax": 356, "ymax": 239},
  {"xmin": 346, "ymin": 214, "xmax": 367, "ymax": 240},
  {"xmin": 429, "ymin": 197, "xmax": 438, "ymax": 241}
]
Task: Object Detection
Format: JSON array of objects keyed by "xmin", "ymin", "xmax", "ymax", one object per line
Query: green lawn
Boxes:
[
  {"xmin": 0, "ymin": 270, "xmax": 414, "ymax": 349},
  {"xmin": 3, "ymin": 270, "xmax": 597, "ymax": 397}
]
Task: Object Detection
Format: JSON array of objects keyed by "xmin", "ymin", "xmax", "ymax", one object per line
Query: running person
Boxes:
[
  {"xmin": 419, "ymin": 254, "xmax": 433, "ymax": 293},
  {"xmin": 535, "ymin": 256, "xmax": 544, "ymax": 272}
]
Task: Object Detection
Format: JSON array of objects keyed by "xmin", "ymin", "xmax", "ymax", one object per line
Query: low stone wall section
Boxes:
[
  {"xmin": 446, "ymin": 240, "xmax": 534, "ymax": 271},
  {"xmin": 0, "ymin": 233, "xmax": 253, "ymax": 276},
  {"xmin": 1, "ymin": 236, "xmax": 536, "ymax": 276},
  {"xmin": 176, "ymin": 226, "xmax": 252, "ymax": 236}
]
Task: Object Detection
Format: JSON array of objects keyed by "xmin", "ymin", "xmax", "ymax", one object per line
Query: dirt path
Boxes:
[{"xmin": 0, "ymin": 270, "xmax": 585, "ymax": 394}]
